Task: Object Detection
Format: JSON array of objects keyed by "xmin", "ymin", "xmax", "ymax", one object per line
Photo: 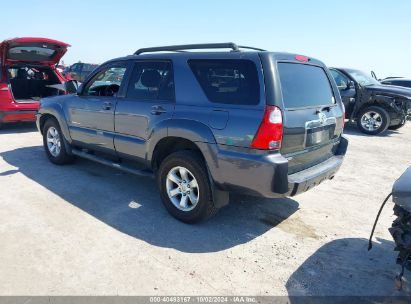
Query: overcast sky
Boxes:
[{"xmin": 3, "ymin": 0, "xmax": 411, "ymax": 78}]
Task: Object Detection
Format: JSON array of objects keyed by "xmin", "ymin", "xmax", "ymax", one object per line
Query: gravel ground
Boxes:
[{"xmin": 0, "ymin": 122, "xmax": 410, "ymax": 296}]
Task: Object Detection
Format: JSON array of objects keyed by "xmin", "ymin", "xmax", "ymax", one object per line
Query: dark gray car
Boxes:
[{"xmin": 36, "ymin": 43, "xmax": 348, "ymax": 223}]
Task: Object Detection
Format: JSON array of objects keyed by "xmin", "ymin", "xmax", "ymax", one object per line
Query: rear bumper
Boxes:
[
  {"xmin": 0, "ymin": 99, "xmax": 40, "ymax": 123},
  {"xmin": 0, "ymin": 110, "xmax": 38, "ymax": 123},
  {"xmin": 207, "ymin": 136, "xmax": 348, "ymax": 198},
  {"xmin": 287, "ymin": 155, "xmax": 343, "ymax": 196}
]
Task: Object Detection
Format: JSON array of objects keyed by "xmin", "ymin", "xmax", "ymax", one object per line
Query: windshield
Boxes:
[{"xmin": 346, "ymin": 69, "xmax": 380, "ymax": 86}]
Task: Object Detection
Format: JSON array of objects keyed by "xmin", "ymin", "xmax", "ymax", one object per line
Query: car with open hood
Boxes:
[
  {"xmin": 0, "ymin": 37, "xmax": 73, "ymax": 127},
  {"xmin": 330, "ymin": 68, "xmax": 411, "ymax": 134}
]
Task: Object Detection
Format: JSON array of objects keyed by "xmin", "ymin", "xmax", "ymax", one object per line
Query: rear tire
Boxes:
[
  {"xmin": 157, "ymin": 150, "xmax": 218, "ymax": 223},
  {"xmin": 42, "ymin": 118, "xmax": 73, "ymax": 165},
  {"xmin": 356, "ymin": 106, "xmax": 390, "ymax": 135},
  {"xmin": 388, "ymin": 119, "xmax": 406, "ymax": 130}
]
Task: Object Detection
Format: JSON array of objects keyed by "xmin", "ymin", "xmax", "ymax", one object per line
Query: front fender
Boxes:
[
  {"xmin": 38, "ymin": 97, "xmax": 72, "ymax": 143},
  {"xmin": 373, "ymin": 94, "xmax": 410, "ymax": 116},
  {"xmin": 353, "ymin": 91, "xmax": 408, "ymax": 118}
]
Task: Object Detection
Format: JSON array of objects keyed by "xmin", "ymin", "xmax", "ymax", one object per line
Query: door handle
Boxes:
[
  {"xmin": 103, "ymin": 101, "xmax": 112, "ymax": 110},
  {"xmin": 316, "ymin": 106, "xmax": 331, "ymax": 114},
  {"xmin": 151, "ymin": 105, "xmax": 167, "ymax": 115}
]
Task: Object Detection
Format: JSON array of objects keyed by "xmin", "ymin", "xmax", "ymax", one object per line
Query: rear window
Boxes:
[
  {"xmin": 189, "ymin": 59, "xmax": 260, "ymax": 105},
  {"xmin": 8, "ymin": 46, "xmax": 56, "ymax": 61},
  {"xmin": 278, "ymin": 63, "xmax": 335, "ymax": 108}
]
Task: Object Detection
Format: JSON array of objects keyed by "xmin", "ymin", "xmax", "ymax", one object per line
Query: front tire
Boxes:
[
  {"xmin": 157, "ymin": 150, "xmax": 218, "ymax": 223},
  {"xmin": 356, "ymin": 106, "xmax": 390, "ymax": 135},
  {"xmin": 42, "ymin": 118, "xmax": 73, "ymax": 165}
]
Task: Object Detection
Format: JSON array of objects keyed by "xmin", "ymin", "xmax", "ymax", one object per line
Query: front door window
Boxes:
[{"xmin": 84, "ymin": 65, "xmax": 127, "ymax": 97}]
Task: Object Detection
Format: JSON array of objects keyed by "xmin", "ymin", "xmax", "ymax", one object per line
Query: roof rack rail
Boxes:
[
  {"xmin": 134, "ymin": 43, "xmax": 240, "ymax": 55},
  {"xmin": 238, "ymin": 45, "xmax": 266, "ymax": 51}
]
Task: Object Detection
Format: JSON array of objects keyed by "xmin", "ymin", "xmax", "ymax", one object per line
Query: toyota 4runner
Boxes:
[{"xmin": 37, "ymin": 43, "xmax": 348, "ymax": 223}]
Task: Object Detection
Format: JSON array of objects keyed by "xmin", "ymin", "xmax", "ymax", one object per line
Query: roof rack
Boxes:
[
  {"xmin": 134, "ymin": 43, "xmax": 239, "ymax": 55},
  {"xmin": 238, "ymin": 45, "xmax": 266, "ymax": 51},
  {"xmin": 134, "ymin": 43, "xmax": 265, "ymax": 55}
]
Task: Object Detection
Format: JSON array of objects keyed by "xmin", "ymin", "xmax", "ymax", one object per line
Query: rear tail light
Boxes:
[{"xmin": 251, "ymin": 105, "xmax": 283, "ymax": 150}]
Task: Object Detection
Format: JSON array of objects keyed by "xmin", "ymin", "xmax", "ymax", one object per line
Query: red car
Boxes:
[{"xmin": 0, "ymin": 37, "xmax": 70, "ymax": 127}]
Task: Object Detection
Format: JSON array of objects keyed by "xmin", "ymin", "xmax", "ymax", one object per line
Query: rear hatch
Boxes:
[
  {"xmin": 0, "ymin": 37, "xmax": 70, "ymax": 66},
  {"xmin": 275, "ymin": 58, "xmax": 344, "ymax": 174}
]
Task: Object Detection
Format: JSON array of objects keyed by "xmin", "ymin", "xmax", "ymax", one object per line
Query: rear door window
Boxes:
[
  {"xmin": 126, "ymin": 61, "xmax": 174, "ymax": 101},
  {"xmin": 278, "ymin": 63, "xmax": 335, "ymax": 108},
  {"xmin": 188, "ymin": 59, "xmax": 260, "ymax": 105}
]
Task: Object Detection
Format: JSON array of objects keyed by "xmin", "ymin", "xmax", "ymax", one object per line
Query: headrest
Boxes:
[{"xmin": 141, "ymin": 69, "xmax": 161, "ymax": 88}]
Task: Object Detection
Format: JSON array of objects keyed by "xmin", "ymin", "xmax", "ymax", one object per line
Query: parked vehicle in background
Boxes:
[
  {"xmin": 63, "ymin": 62, "xmax": 98, "ymax": 82},
  {"xmin": 56, "ymin": 64, "xmax": 67, "ymax": 74},
  {"xmin": 381, "ymin": 78, "xmax": 411, "ymax": 89},
  {"xmin": 37, "ymin": 43, "xmax": 348, "ymax": 223},
  {"xmin": 330, "ymin": 68, "xmax": 411, "ymax": 134},
  {"xmin": 0, "ymin": 37, "xmax": 73, "ymax": 127}
]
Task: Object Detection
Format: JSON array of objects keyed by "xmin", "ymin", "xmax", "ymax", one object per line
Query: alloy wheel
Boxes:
[
  {"xmin": 46, "ymin": 126, "xmax": 61, "ymax": 157},
  {"xmin": 360, "ymin": 111, "xmax": 383, "ymax": 131},
  {"xmin": 166, "ymin": 166, "xmax": 200, "ymax": 211}
]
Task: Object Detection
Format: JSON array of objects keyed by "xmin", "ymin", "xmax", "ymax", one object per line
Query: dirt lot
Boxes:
[{"xmin": 0, "ymin": 122, "xmax": 410, "ymax": 296}]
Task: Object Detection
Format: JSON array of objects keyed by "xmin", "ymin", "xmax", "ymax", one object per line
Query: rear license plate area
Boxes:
[{"xmin": 306, "ymin": 125, "xmax": 335, "ymax": 147}]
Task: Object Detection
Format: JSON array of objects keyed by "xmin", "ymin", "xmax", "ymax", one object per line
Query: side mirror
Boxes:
[
  {"xmin": 64, "ymin": 80, "xmax": 79, "ymax": 94},
  {"xmin": 347, "ymin": 81, "xmax": 355, "ymax": 89}
]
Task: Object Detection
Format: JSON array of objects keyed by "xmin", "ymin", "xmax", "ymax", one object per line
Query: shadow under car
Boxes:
[{"xmin": 0, "ymin": 145, "xmax": 300, "ymax": 253}]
